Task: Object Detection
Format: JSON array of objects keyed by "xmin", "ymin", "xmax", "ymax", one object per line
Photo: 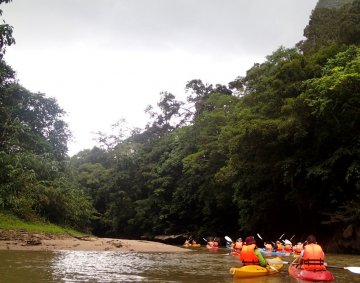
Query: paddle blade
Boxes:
[
  {"xmin": 266, "ymin": 259, "xmax": 289, "ymax": 265},
  {"xmin": 345, "ymin": 267, "xmax": 360, "ymax": 274},
  {"xmin": 256, "ymin": 233, "xmax": 263, "ymax": 240},
  {"xmin": 225, "ymin": 236, "xmax": 233, "ymax": 242}
]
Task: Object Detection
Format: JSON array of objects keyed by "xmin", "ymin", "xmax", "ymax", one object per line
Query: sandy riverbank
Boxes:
[{"xmin": 0, "ymin": 230, "xmax": 190, "ymax": 252}]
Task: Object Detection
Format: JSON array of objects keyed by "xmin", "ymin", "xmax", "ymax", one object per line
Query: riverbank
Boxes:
[{"xmin": 0, "ymin": 230, "xmax": 190, "ymax": 252}]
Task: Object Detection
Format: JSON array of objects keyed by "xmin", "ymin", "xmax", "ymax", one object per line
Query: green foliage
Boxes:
[
  {"xmin": 0, "ymin": 211, "xmax": 86, "ymax": 236},
  {"xmin": 1, "ymin": 0, "xmax": 359, "ymax": 242},
  {"xmin": 316, "ymin": 0, "xmax": 354, "ymax": 9},
  {"xmin": 300, "ymin": 0, "xmax": 360, "ymax": 53},
  {"xmin": 0, "ymin": 0, "xmax": 15, "ymax": 59},
  {"xmin": 73, "ymin": 45, "xmax": 359, "ymax": 240},
  {"xmin": 0, "ymin": 10, "xmax": 94, "ymax": 231}
]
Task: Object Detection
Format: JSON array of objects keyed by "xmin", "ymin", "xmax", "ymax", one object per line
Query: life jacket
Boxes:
[
  {"xmin": 301, "ymin": 243, "xmax": 326, "ymax": 271},
  {"xmin": 265, "ymin": 243, "xmax": 273, "ymax": 251},
  {"xmin": 284, "ymin": 244, "xmax": 292, "ymax": 252},
  {"xmin": 276, "ymin": 243, "xmax": 284, "ymax": 251},
  {"xmin": 213, "ymin": 241, "xmax": 219, "ymax": 247},
  {"xmin": 234, "ymin": 241, "xmax": 243, "ymax": 252},
  {"xmin": 240, "ymin": 244, "xmax": 259, "ymax": 265},
  {"xmin": 294, "ymin": 244, "xmax": 303, "ymax": 254}
]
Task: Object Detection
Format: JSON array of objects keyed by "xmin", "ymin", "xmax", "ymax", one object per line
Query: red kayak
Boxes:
[{"xmin": 288, "ymin": 264, "xmax": 335, "ymax": 281}]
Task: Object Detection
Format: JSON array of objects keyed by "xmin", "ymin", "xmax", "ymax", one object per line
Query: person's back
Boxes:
[
  {"xmin": 284, "ymin": 243, "xmax": 292, "ymax": 252},
  {"xmin": 276, "ymin": 241, "xmax": 284, "ymax": 251},
  {"xmin": 240, "ymin": 236, "xmax": 267, "ymax": 267},
  {"xmin": 240, "ymin": 244, "xmax": 259, "ymax": 265},
  {"xmin": 234, "ymin": 238, "xmax": 243, "ymax": 252},
  {"xmin": 300, "ymin": 235, "xmax": 326, "ymax": 271},
  {"xmin": 294, "ymin": 242, "xmax": 303, "ymax": 254}
]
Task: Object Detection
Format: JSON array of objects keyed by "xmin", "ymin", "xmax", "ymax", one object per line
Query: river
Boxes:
[{"xmin": 0, "ymin": 248, "xmax": 359, "ymax": 282}]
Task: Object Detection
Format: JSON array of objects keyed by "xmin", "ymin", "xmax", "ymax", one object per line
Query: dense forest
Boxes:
[{"xmin": 0, "ymin": 0, "xmax": 359, "ymax": 252}]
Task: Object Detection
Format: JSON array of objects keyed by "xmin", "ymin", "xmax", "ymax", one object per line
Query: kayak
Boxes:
[
  {"xmin": 183, "ymin": 243, "xmax": 201, "ymax": 247},
  {"xmin": 259, "ymin": 248, "xmax": 290, "ymax": 256},
  {"xmin": 230, "ymin": 257, "xmax": 283, "ymax": 278},
  {"xmin": 288, "ymin": 264, "xmax": 335, "ymax": 281},
  {"xmin": 207, "ymin": 246, "xmax": 219, "ymax": 250}
]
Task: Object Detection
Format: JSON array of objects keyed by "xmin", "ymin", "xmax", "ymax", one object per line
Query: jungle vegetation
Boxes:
[{"xmin": 0, "ymin": 0, "xmax": 359, "ymax": 246}]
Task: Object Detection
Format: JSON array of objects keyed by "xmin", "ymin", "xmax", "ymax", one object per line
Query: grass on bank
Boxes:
[{"xmin": 0, "ymin": 212, "xmax": 87, "ymax": 237}]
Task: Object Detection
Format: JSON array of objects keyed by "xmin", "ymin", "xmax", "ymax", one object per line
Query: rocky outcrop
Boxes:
[
  {"xmin": 152, "ymin": 234, "xmax": 188, "ymax": 245},
  {"xmin": 325, "ymin": 224, "xmax": 360, "ymax": 254}
]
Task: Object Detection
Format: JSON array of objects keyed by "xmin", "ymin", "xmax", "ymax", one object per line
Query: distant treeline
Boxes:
[{"xmin": 0, "ymin": 0, "xmax": 359, "ymax": 250}]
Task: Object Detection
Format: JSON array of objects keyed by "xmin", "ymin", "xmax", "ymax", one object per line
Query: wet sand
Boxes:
[{"xmin": 0, "ymin": 230, "xmax": 190, "ymax": 252}]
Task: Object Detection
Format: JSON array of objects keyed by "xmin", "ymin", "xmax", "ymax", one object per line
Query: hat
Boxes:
[{"xmin": 245, "ymin": 236, "xmax": 256, "ymax": 245}]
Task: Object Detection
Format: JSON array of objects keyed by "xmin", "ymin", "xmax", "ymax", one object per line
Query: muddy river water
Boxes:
[{"xmin": 0, "ymin": 248, "xmax": 359, "ymax": 282}]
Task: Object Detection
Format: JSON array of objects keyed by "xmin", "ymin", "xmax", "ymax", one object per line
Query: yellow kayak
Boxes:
[
  {"xmin": 183, "ymin": 243, "xmax": 201, "ymax": 248},
  {"xmin": 230, "ymin": 257, "xmax": 283, "ymax": 278}
]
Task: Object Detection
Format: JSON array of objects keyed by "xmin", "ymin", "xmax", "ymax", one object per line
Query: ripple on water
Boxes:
[{"xmin": 51, "ymin": 251, "xmax": 151, "ymax": 282}]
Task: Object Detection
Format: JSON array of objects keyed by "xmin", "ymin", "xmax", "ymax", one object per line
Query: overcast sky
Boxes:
[{"xmin": 2, "ymin": 0, "xmax": 317, "ymax": 155}]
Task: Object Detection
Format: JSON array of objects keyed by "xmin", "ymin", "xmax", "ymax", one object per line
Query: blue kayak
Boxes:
[{"xmin": 259, "ymin": 248, "xmax": 290, "ymax": 256}]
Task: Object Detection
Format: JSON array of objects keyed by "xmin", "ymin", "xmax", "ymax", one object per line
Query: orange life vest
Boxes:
[
  {"xmin": 276, "ymin": 243, "xmax": 284, "ymax": 251},
  {"xmin": 284, "ymin": 244, "xmax": 292, "ymax": 252},
  {"xmin": 294, "ymin": 244, "xmax": 303, "ymax": 254},
  {"xmin": 240, "ymin": 244, "xmax": 259, "ymax": 265},
  {"xmin": 301, "ymin": 243, "xmax": 326, "ymax": 271}
]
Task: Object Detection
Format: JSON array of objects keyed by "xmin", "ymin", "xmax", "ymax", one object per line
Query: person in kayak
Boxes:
[
  {"xmin": 299, "ymin": 235, "xmax": 326, "ymax": 271},
  {"xmin": 234, "ymin": 238, "xmax": 243, "ymax": 252},
  {"xmin": 240, "ymin": 236, "xmax": 267, "ymax": 267},
  {"xmin": 275, "ymin": 240, "xmax": 284, "ymax": 251},
  {"xmin": 264, "ymin": 241, "xmax": 273, "ymax": 252},
  {"xmin": 284, "ymin": 239, "xmax": 293, "ymax": 252},
  {"xmin": 293, "ymin": 242, "xmax": 303, "ymax": 255}
]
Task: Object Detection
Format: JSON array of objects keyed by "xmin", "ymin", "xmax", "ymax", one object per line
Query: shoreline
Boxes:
[{"xmin": 0, "ymin": 230, "xmax": 190, "ymax": 253}]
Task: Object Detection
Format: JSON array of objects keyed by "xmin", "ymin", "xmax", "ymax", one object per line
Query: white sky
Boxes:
[{"xmin": 2, "ymin": 0, "xmax": 317, "ymax": 156}]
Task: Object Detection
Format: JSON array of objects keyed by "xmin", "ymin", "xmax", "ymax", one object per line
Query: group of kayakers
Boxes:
[
  {"xmin": 182, "ymin": 234, "xmax": 358, "ymax": 281},
  {"xmin": 263, "ymin": 239, "xmax": 303, "ymax": 254},
  {"xmin": 183, "ymin": 239, "xmax": 200, "ymax": 247},
  {"xmin": 183, "ymin": 233, "xmax": 327, "ymax": 273},
  {"xmin": 230, "ymin": 234, "xmax": 327, "ymax": 272},
  {"xmin": 205, "ymin": 238, "xmax": 219, "ymax": 249}
]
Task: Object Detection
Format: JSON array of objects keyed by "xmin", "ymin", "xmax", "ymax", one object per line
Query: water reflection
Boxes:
[
  {"xmin": 52, "ymin": 252, "xmax": 149, "ymax": 282},
  {"xmin": 0, "ymin": 249, "xmax": 359, "ymax": 282},
  {"xmin": 49, "ymin": 250, "xmax": 295, "ymax": 282}
]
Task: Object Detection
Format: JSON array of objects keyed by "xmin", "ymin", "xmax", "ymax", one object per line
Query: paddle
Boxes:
[
  {"xmin": 266, "ymin": 259, "xmax": 360, "ymax": 274},
  {"xmin": 225, "ymin": 236, "xmax": 233, "ymax": 243},
  {"xmin": 267, "ymin": 265, "xmax": 280, "ymax": 272},
  {"xmin": 203, "ymin": 237, "xmax": 208, "ymax": 243},
  {"xmin": 256, "ymin": 233, "xmax": 263, "ymax": 240}
]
